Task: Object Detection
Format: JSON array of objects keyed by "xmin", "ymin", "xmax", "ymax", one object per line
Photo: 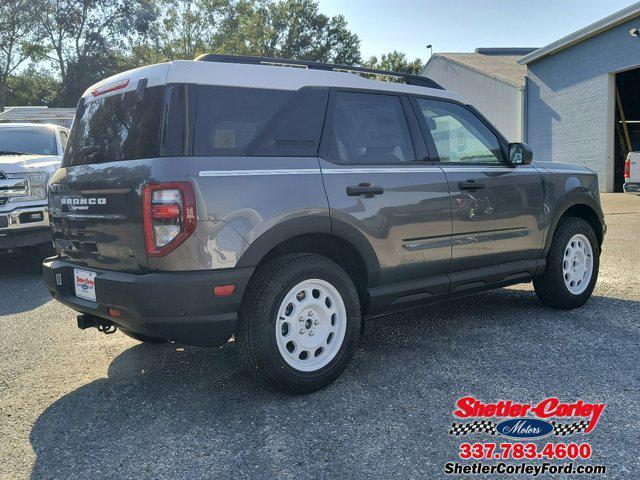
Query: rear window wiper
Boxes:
[{"xmin": 78, "ymin": 145, "xmax": 101, "ymax": 160}]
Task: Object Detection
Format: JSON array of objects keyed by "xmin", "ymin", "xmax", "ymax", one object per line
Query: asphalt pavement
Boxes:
[{"xmin": 1, "ymin": 193, "xmax": 639, "ymax": 480}]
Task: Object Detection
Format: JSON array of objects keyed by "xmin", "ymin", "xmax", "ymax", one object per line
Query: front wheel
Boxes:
[
  {"xmin": 534, "ymin": 217, "xmax": 600, "ymax": 309},
  {"xmin": 236, "ymin": 254, "xmax": 361, "ymax": 394}
]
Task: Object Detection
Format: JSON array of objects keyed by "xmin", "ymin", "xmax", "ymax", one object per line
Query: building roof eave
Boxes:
[{"xmin": 518, "ymin": 2, "xmax": 640, "ymax": 65}]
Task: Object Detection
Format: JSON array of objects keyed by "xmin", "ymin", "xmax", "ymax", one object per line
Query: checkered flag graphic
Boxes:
[
  {"xmin": 551, "ymin": 420, "xmax": 590, "ymax": 437},
  {"xmin": 449, "ymin": 420, "xmax": 497, "ymax": 436}
]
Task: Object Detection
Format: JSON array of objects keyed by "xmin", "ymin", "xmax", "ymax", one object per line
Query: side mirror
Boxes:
[{"xmin": 508, "ymin": 142, "xmax": 533, "ymax": 166}]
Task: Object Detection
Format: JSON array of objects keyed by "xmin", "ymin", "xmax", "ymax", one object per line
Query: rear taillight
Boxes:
[
  {"xmin": 142, "ymin": 182, "xmax": 196, "ymax": 256},
  {"xmin": 624, "ymin": 158, "xmax": 631, "ymax": 179}
]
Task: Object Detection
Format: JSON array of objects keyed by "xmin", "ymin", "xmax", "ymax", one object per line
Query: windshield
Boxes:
[
  {"xmin": 64, "ymin": 86, "xmax": 164, "ymax": 166},
  {"xmin": 0, "ymin": 127, "xmax": 57, "ymax": 156}
]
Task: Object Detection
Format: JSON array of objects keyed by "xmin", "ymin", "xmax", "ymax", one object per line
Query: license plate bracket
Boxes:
[{"xmin": 74, "ymin": 268, "xmax": 97, "ymax": 302}]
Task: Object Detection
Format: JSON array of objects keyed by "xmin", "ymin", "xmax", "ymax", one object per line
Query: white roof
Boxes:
[
  {"xmin": 519, "ymin": 2, "xmax": 640, "ymax": 64},
  {"xmin": 0, "ymin": 108, "xmax": 75, "ymax": 122},
  {"xmin": 0, "ymin": 122, "xmax": 60, "ymax": 130},
  {"xmin": 83, "ymin": 59, "xmax": 465, "ymax": 103}
]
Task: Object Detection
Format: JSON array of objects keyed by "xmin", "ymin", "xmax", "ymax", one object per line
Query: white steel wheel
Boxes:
[
  {"xmin": 275, "ymin": 278, "xmax": 347, "ymax": 372},
  {"xmin": 562, "ymin": 233, "xmax": 593, "ymax": 295}
]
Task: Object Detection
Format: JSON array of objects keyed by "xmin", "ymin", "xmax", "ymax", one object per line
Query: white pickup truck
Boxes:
[
  {"xmin": 625, "ymin": 152, "xmax": 640, "ymax": 194},
  {"xmin": 0, "ymin": 123, "xmax": 68, "ymax": 253}
]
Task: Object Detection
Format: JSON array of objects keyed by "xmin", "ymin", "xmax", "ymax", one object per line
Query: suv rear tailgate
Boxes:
[{"xmin": 48, "ymin": 160, "xmax": 152, "ymax": 272}]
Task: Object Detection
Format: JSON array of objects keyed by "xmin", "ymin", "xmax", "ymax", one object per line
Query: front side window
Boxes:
[
  {"xmin": 326, "ymin": 91, "xmax": 415, "ymax": 164},
  {"xmin": 416, "ymin": 98, "xmax": 503, "ymax": 164}
]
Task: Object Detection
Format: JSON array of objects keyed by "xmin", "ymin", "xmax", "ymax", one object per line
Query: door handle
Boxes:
[
  {"xmin": 458, "ymin": 179, "xmax": 486, "ymax": 190},
  {"xmin": 346, "ymin": 183, "xmax": 384, "ymax": 198}
]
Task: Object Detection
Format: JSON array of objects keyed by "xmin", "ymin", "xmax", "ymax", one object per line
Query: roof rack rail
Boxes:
[{"xmin": 194, "ymin": 54, "xmax": 443, "ymax": 90}]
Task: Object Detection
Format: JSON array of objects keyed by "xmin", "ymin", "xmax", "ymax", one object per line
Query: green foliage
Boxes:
[
  {"xmin": 6, "ymin": 0, "xmax": 423, "ymax": 107},
  {"xmin": 0, "ymin": 0, "xmax": 47, "ymax": 111},
  {"xmin": 6, "ymin": 67, "xmax": 60, "ymax": 106},
  {"xmin": 36, "ymin": 0, "xmax": 155, "ymax": 104},
  {"xmin": 213, "ymin": 0, "xmax": 361, "ymax": 64},
  {"xmin": 364, "ymin": 51, "xmax": 424, "ymax": 75}
]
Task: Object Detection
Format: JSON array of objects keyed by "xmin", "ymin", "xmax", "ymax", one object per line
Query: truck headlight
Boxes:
[{"xmin": 7, "ymin": 172, "xmax": 49, "ymax": 201}]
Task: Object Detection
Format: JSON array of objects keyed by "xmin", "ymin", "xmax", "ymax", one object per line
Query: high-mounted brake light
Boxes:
[
  {"xmin": 92, "ymin": 78, "xmax": 130, "ymax": 97},
  {"xmin": 143, "ymin": 182, "xmax": 196, "ymax": 257},
  {"xmin": 624, "ymin": 158, "xmax": 631, "ymax": 179}
]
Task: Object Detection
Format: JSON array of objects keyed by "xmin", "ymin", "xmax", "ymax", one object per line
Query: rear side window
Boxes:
[
  {"xmin": 193, "ymin": 86, "xmax": 327, "ymax": 157},
  {"xmin": 325, "ymin": 91, "xmax": 415, "ymax": 164},
  {"xmin": 63, "ymin": 85, "xmax": 164, "ymax": 166}
]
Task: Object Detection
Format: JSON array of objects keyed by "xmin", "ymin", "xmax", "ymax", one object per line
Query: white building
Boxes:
[
  {"xmin": 0, "ymin": 106, "xmax": 75, "ymax": 128},
  {"xmin": 421, "ymin": 48, "xmax": 537, "ymax": 142}
]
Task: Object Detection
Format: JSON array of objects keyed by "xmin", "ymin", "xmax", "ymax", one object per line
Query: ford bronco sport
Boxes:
[{"xmin": 43, "ymin": 55, "xmax": 605, "ymax": 393}]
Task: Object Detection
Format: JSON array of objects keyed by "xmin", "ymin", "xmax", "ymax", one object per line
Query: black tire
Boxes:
[
  {"xmin": 534, "ymin": 217, "xmax": 600, "ymax": 309},
  {"xmin": 120, "ymin": 329, "xmax": 167, "ymax": 344},
  {"xmin": 236, "ymin": 253, "xmax": 361, "ymax": 394}
]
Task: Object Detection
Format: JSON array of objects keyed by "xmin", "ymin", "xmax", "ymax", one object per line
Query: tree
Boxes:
[
  {"xmin": 6, "ymin": 66, "xmax": 60, "ymax": 106},
  {"xmin": 38, "ymin": 0, "xmax": 155, "ymax": 105},
  {"xmin": 128, "ymin": 0, "xmax": 231, "ymax": 65},
  {"xmin": 129, "ymin": 0, "xmax": 361, "ymax": 67},
  {"xmin": 0, "ymin": 0, "xmax": 45, "ymax": 112},
  {"xmin": 216, "ymin": 0, "xmax": 361, "ymax": 64},
  {"xmin": 364, "ymin": 51, "xmax": 424, "ymax": 75}
]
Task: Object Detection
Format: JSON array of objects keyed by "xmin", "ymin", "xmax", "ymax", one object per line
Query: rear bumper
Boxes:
[
  {"xmin": 623, "ymin": 182, "xmax": 640, "ymax": 194},
  {"xmin": 43, "ymin": 258, "xmax": 254, "ymax": 347}
]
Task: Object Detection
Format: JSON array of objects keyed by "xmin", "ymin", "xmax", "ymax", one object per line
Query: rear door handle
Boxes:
[
  {"xmin": 346, "ymin": 183, "xmax": 384, "ymax": 198},
  {"xmin": 458, "ymin": 180, "xmax": 485, "ymax": 190}
]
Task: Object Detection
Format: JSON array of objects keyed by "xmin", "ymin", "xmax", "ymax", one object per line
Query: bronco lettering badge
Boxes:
[{"xmin": 61, "ymin": 197, "xmax": 107, "ymax": 211}]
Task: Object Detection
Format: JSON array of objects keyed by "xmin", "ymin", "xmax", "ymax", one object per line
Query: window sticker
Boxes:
[{"xmin": 214, "ymin": 129, "xmax": 236, "ymax": 149}]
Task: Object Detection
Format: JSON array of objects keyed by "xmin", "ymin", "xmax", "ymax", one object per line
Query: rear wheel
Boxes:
[
  {"xmin": 236, "ymin": 253, "xmax": 361, "ymax": 394},
  {"xmin": 534, "ymin": 217, "xmax": 599, "ymax": 309}
]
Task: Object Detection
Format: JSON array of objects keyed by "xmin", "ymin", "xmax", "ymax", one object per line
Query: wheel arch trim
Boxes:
[
  {"xmin": 235, "ymin": 215, "xmax": 381, "ymax": 286},
  {"xmin": 543, "ymin": 193, "xmax": 605, "ymax": 257}
]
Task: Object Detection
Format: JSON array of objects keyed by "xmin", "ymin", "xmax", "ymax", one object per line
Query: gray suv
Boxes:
[{"xmin": 43, "ymin": 55, "xmax": 605, "ymax": 393}]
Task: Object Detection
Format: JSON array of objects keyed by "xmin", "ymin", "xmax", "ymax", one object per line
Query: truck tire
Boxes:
[
  {"xmin": 120, "ymin": 329, "xmax": 167, "ymax": 344},
  {"xmin": 534, "ymin": 217, "xmax": 600, "ymax": 309},
  {"xmin": 236, "ymin": 253, "xmax": 361, "ymax": 394}
]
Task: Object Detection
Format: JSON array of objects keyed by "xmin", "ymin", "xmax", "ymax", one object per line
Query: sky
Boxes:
[{"xmin": 317, "ymin": 0, "xmax": 639, "ymax": 60}]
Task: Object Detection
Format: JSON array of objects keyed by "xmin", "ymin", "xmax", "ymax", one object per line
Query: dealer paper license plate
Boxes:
[{"xmin": 74, "ymin": 268, "xmax": 97, "ymax": 302}]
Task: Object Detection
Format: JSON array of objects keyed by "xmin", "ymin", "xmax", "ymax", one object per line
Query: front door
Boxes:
[
  {"xmin": 320, "ymin": 90, "xmax": 451, "ymax": 290},
  {"xmin": 413, "ymin": 97, "xmax": 545, "ymax": 273}
]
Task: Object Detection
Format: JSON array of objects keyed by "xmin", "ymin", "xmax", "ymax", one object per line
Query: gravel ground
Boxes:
[{"xmin": 1, "ymin": 193, "xmax": 639, "ymax": 480}]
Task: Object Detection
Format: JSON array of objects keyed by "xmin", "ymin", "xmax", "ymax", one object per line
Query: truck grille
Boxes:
[{"xmin": 0, "ymin": 171, "xmax": 7, "ymax": 206}]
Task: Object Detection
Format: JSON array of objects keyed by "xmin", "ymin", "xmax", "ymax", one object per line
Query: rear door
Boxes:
[
  {"xmin": 48, "ymin": 81, "xmax": 165, "ymax": 272},
  {"xmin": 319, "ymin": 89, "xmax": 451, "ymax": 291},
  {"xmin": 412, "ymin": 97, "xmax": 544, "ymax": 273}
]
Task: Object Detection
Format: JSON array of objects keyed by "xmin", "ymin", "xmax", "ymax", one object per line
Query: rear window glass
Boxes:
[
  {"xmin": 0, "ymin": 127, "xmax": 57, "ymax": 156},
  {"xmin": 63, "ymin": 85, "xmax": 164, "ymax": 166},
  {"xmin": 193, "ymin": 86, "xmax": 327, "ymax": 157}
]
